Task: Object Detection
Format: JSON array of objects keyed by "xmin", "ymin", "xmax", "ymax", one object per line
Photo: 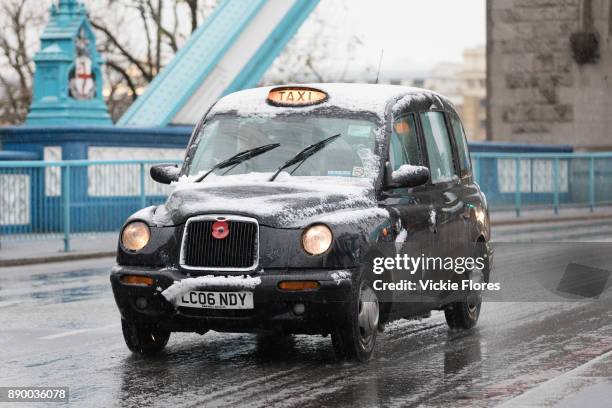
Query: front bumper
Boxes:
[{"xmin": 110, "ymin": 265, "xmax": 354, "ymax": 335}]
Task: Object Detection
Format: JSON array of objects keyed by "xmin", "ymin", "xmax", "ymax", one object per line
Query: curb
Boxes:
[
  {"xmin": 491, "ymin": 212, "xmax": 612, "ymax": 226},
  {"xmin": 0, "ymin": 251, "xmax": 116, "ymax": 267}
]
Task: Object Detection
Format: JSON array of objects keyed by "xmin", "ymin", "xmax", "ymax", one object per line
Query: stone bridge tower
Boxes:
[{"xmin": 487, "ymin": 0, "xmax": 612, "ymax": 149}]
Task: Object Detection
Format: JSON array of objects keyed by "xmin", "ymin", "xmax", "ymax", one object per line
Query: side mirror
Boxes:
[
  {"xmin": 150, "ymin": 163, "xmax": 180, "ymax": 184},
  {"xmin": 385, "ymin": 163, "xmax": 430, "ymax": 189}
]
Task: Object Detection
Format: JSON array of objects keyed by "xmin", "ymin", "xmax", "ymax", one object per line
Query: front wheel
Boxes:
[
  {"xmin": 331, "ymin": 279, "xmax": 379, "ymax": 361},
  {"xmin": 121, "ymin": 319, "xmax": 170, "ymax": 355}
]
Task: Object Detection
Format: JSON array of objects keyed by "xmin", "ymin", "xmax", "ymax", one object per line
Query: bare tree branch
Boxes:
[
  {"xmin": 0, "ymin": 0, "xmax": 34, "ymax": 124},
  {"xmin": 0, "ymin": 72, "xmax": 20, "ymax": 116},
  {"xmin": 105, "ymin": 60, "xmax": 138, "ymax": 99},
  {"xmin": 146, "ymin": 0, "xmax": 179, "ymax": 54},
  {"xmin": 90, "ymin": 19, "xmax": 153, "ymax": 81},
  {"xmin": 185, "ymin": 0, "xmax": 198, "ymax": 33},
  {"xmin": 0, "ymin": 0, "xmax": 231, "ymax": 123}
]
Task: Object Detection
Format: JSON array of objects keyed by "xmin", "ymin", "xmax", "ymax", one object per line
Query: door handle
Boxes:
[
  {"xmin": 462, "ymin": 203, "xmax": 474, "ymax": 220},
  {"xmin": 429, "ymin": 209, "xmax": 437, "ymax": 234}
]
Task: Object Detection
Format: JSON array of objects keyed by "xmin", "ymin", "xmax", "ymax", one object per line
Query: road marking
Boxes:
[
  {"xmin": 496, "ymin": 348, "xmax": 612, "ymax": 407},
  {"xmin": 0, "ymin": 300, "xmax": 20, "ymax": 309},
  {"xmin": 40, "ymin": 324, "xmax": 118, "ymax": 340}
]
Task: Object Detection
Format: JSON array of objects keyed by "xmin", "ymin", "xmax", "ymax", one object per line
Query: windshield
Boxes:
[{"xmin": 186, "ymin": 114, "xmax": 381, "ymax": 181}]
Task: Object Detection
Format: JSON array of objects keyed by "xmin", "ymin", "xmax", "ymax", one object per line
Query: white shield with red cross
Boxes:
[{"xmin": 69, "ymin": 55, "xmax": 95, "ymax": 100}]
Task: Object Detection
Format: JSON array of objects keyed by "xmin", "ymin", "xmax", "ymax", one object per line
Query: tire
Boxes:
[
  {"xmin": 331, "ymin": 279, "xmax": 379, "ymax": 361},
  {"xmin": 444, "ymin": 266, "xmax": 484, "ymax": 330},
  {"xmin": 444, "ymin": 299, "xmax": 481, "ymax": 330},
  {"xmin": 121, "ymin": 319, "xmax": 170, "ymax": 356}
]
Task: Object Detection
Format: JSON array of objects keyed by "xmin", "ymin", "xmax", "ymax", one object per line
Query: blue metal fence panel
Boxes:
[
  {"xmin": 0, "ymin": 159, "xmax": 181, "ymax": 251},
  {"xmin": 471, "ymin": 152, "xmax": 612, "ymax": 215}
]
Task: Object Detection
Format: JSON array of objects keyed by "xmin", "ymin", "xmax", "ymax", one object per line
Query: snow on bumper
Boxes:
[
  {"xmin": 110, "ymin": 265, "xmax": 356, "ymax": 333},
  {"xmin": 162, "ymin": 275, "xmax": 262, "ymax": 304}
]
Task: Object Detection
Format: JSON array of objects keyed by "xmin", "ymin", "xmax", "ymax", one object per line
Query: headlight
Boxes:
[
  {"xmin": 121, "ymin": 221, "xmax": 150, "ymax": 252},
  {"xmin": 301, "ymin": 224, "xmax": 333, "ymax": 256}
]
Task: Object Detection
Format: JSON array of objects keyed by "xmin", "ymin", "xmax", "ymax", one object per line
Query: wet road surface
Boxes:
[{"xmin": 1, "ymin": 220, "xmax": 611, "ymax": 407}]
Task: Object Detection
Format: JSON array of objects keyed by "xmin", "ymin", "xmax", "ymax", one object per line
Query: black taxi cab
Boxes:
[{"xmin": 111, "ymin": 84, "xmax": 491, "ymax": 361}]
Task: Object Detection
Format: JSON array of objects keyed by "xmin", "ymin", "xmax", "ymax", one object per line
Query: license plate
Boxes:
[{"xmin": 178, "ymin": 291, "xmax": 254, "ymax": 310}]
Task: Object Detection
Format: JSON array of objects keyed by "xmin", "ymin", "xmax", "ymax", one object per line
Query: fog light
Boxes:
[
  {"xmin": 293, "ymin": 303, "xmax": 306, "ymax": 316},
  {"xmin": 135, "ymin": 297, "xmax": 148, "ymax": 310},
  {"xmin": 278, "ymin": 281, "xmax": 320, "ymax": 291}
]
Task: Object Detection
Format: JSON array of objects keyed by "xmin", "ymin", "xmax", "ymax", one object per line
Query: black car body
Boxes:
[{"xmin": 111, "ymin": 84, "xmax": 492, "ymax": 360}]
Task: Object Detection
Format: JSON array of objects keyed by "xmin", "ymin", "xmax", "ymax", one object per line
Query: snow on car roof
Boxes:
[{"xmin": 209, "ymin": 83, "xmax": 454, "ymax": 118}]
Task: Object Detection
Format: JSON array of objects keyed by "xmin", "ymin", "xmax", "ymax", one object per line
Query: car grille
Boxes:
[{"xmin": 181, "ymin": 216, "xmax": 258, "ymax": 270}]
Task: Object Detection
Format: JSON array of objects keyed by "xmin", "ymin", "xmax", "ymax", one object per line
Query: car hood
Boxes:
[{"xmin": 151, "ymin": 177, "xmax": 378, "ymax": 228}]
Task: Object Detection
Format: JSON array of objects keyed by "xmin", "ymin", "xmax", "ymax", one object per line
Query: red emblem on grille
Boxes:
[{"xmin": 211, "ymin": 220, "xmax": 229, "ymax": 239}]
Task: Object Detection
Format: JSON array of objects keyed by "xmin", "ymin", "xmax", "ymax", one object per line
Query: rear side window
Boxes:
[
  {"xmin": 420, "ymin": 112, "xmax": 456, "ymax": 184},
  {"xmin": 450, "ymin": 116, "xmax": 471, "ymax": 175}
]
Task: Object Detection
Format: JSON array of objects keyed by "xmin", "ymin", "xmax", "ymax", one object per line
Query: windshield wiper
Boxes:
[
  {"xmin": 195, "ymin": 143, "xmax": 280, "ymax": 182},
  {"xmin": 269, "ymin": 134, "xmax": 341, "ymax": 181}
]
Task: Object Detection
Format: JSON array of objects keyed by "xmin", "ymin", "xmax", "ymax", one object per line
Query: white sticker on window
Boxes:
[
  {"xmin": 347, "ymin": 125, "xmax": 372, "ymax": 138},
  {"xmin": 327, "ymin": 170, "xmax": 352, "ymax": 177}
]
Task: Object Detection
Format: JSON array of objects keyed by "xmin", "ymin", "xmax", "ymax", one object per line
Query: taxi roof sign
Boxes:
[{"xmin": 267, "ymin": 86, "xmax": 328, "ymax": 107}]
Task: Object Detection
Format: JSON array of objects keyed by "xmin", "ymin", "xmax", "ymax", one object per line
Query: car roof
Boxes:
[{"xmin": 208, "ymin": 83, "xmax": 457, "ymax": 119}]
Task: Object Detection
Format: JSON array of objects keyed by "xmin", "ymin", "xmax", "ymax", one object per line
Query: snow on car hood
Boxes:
[{"xmin": 150, "ymin": 172, "xmax": 379, "ymax": 228}]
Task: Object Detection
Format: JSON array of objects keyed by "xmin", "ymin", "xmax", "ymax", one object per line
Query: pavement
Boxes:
[
  {"xmin": 491, "ymin": 205, "xmax": 612, "ymax": 226},
  {"xmin": 498, "ymin": 349, "xmax": 612, "ymax": 408},
  {"xmin": 2, "ymin": 206, "xmax": 612, "ymax": 267},
  {"xmin": 0, "ymin": 233, "xmax": 117, "ymax": 267}
]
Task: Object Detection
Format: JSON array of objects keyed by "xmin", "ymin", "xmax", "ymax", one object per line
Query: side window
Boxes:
[
  {"xmin": 420, "ymin": 112, "xmax": 456, "ymax": 184},
  {"xmin": 389, "ymin": 113, "xmax": 421, "ymax": 170},
  {"xmin": 450, "ymin": 116, "xmax": 472, "ymax": 175}
]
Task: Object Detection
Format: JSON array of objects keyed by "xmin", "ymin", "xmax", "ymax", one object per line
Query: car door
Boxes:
[
  {"xmin": 418, "ymin": 111, "xmax": 468, "ymax": 304},
  {"xmin": 381, "ymin": 111, "xmax": 433, "ymax": 317},
  {"xmin": 449, "ymin": 113, "xmax": 479, "ymax": 240},
  {"xmin": 448, "ymin": 113, "xmax": 486, "ymax": 267}
]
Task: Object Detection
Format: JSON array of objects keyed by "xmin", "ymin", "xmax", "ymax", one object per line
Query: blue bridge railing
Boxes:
[
  {"xmin": 0, "ymin": 159, "xmax": 181, "ymax": 251},
  {"xmin": 1, "ymin": 153, "xmax": 611, "ymax": 251},
  {"xmin": 472, "ymin": 152, "xmax": 612, "ymax": 216}
]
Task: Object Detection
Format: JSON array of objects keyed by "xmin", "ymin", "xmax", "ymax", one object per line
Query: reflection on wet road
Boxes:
[{"xmin": 1, "ymin": 230, "xmax": 612, "ymax": 407}]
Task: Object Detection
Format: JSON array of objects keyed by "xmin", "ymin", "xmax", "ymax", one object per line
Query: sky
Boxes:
[{"xmin": 314, "ymin": 0, "xmax": 486, "ymax": 80}]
